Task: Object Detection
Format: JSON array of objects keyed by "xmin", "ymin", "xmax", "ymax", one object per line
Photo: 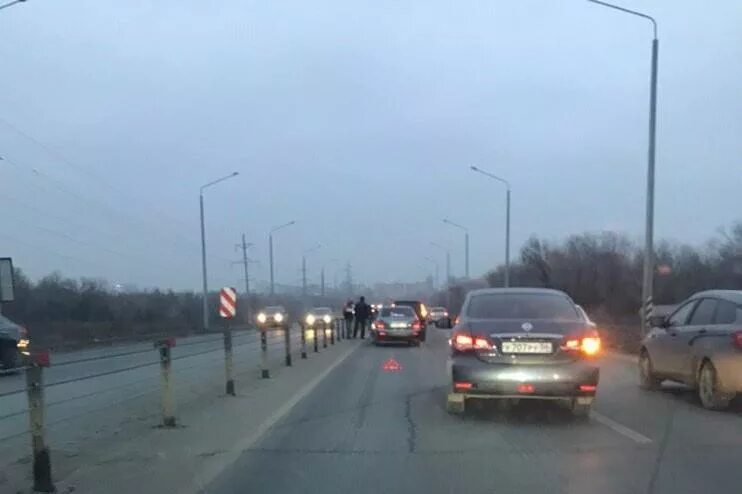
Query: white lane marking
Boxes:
[
  {"xmin": 191, "ymin": 342, "xmax": 360, "ymax": 493},
  {"xmin": 591, "ymin": 411, "xmax": 653, "ymax": 444}
]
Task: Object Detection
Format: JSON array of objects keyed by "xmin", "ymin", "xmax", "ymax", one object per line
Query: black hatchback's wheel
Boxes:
[
  {"xmin": 639, "ymin": 350, "xmax": 662, "ymax": 391},
  {"xmin": 698, "ymin": 360, "xmax": 733, "ymax": 411}
]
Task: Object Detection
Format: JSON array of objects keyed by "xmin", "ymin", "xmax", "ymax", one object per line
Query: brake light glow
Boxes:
[
  {"xmin": 581, "ymin": 337, "xmax": 601, "ymax": 356},
  {"xmin": 411, "ymin": 320, "xmax": 422, "ymax": 330},
  {"xmin": 517, "ymin": 384, "xmax": 535, "ymax": 394},
  {"xmin": 374, "ymin": 321, "xmax": 386, "ymax": 330},
  {"xmin": 733, "ymin": 331, "xmax": 742, "ymax": 350},
  {"xmin": 454, "ymin": 381, "xmax": 473, "ymax": 390},
  {"xmin": 579, "ymin": 384, "xmax": 597, "ymax": 392},
  {"xmin": 452, "ymin": 331, "xmax": 491, "ymax": 351},
  {"xmin": 474, "ymin": 337, "xmax": 492, "ymax": 350},
  {"xmin": 562, "ymin": 333, "xmax": 601, "ymax": 356}
]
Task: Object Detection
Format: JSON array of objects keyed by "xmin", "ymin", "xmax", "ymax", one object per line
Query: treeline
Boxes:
[
  {"xmin": 2, "ymin": 270, "xmax": 341, "ymax": 349},
  {"xmin": 481, "ymin": 221, "xmax": 742, "ymax": 322}
]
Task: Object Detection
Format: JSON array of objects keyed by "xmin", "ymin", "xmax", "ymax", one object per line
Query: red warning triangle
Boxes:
[{"xmin": 382, "ymin": 358, "xmax": 402, "ymax": 372}]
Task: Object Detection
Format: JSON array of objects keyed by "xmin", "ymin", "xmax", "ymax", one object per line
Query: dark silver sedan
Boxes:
[
  {"xmin": 640, "ymin": 290, "xmax": 742, "ymax": 410},
  {"xmin": 371, "ymin": 306, "xmax": 423, "ymax": 346},
  {"xmin": 447, "ymin": 288, "xmax": 601, "ymax": 418}
]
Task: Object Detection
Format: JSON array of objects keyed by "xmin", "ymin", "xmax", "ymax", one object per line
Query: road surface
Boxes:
[{"xmin": 208, "ymin": 327, "xmax": 742, "ymax": 494}]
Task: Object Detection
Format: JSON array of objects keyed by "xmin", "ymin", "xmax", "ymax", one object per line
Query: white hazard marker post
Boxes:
[{"xmin": 219, "ymin": 287, "xmax": 237, "ymax": 396}]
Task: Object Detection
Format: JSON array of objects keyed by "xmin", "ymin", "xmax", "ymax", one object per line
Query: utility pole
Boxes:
[
  {"xmin": 321, "ymin": 267, "xmax": 326, "ymax": 297},
  {"xmin": 302, "ymin": 255, "xmax": 307, "ymax": 297},
  {"xmin": 345, "ymin": 262, "xmax": 353, "ymax": 296},
  {"xmin": 233, "ymin": 234, "xmax": 254, "ymax": 323}
]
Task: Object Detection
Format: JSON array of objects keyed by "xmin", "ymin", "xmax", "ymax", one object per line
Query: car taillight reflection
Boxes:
[{"xmin": 411, "ymin": 320, "xmax": 422, "ymax": 331}]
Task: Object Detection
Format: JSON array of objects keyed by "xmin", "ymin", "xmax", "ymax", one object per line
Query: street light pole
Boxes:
[
  {"xmin": 302, "ymin": 244, "xmax": 322, "ymax": 304},
  {"xmin": 199, "ymin": 172, "xmax": 239, "ymax": 332},
  {"xmin": 470, "ymin": 166, "xmax": 511, "ymax": 287},
  {"xmin": 442, "ymin": 219, "xmax": 470, "ymax": 279},
  {"xmin": 268, "ymin": 220, "xmax": 296, "ymax": 296},
  {"xmin": 587, "ymin": 0, "xmax": 659, "ymax": 335}
]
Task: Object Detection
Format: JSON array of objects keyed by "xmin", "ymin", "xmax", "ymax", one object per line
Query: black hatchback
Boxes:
[{"xmin": 447, "ymin": 288, "xmax": 601, "ymax": 418}]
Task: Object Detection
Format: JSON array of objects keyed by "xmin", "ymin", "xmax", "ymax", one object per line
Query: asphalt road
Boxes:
[
  {"xmin": 0, "ymin": 325, "xmax": 320, "ymax": 442},
  {"xmin": 208, "ymin": 327, "xmax": 742, "ymax": 494}
]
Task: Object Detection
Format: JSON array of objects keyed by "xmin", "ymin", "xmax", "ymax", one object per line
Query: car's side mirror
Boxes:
[{"xmin": 648, "ymin": 314, "xmax": 668, "ymax": 329}]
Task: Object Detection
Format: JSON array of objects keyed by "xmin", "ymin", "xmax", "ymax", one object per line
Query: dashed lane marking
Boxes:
[{"xmin": 591, "ymin": 411, "xmax": 653, "ymax": 444}]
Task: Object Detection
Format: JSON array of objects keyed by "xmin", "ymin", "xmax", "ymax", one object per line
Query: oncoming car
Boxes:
[
  {"xmin": 256, "ymin": 306, "xmax": 288, "ymax": 330},
  {"xmin": 371, "ymin": 305, "xmax": 423, "ymax": 346},
  {"xmin": 640, "ymin": 290, "xmax": 742, "ymax": 410},
  {"xmin": 0, "ymin": 314, "xmax": 29, "ymax": 370},
  {"xmin": 447, "ymin": 288, "xmax": 601, "ymax": 418}
]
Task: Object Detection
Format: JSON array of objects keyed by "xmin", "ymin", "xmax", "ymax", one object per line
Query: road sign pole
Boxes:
[{"xmin": 223, "ymin": 328, "xmax": 235, "ymax": 396}]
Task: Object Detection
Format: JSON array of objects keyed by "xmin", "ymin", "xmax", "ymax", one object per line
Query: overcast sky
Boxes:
[{"xmin": 1, "ymin": 0, "xmax": 740, "ymax": 291}]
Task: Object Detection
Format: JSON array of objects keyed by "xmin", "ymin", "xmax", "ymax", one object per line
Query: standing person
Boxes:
[
  {"xmin": 343, "ymin": 299, "xmax": 354, "ymax": 338},
  {"xmin": 353, "ymin": 296, "xmax": 371, "ymax": 339}
]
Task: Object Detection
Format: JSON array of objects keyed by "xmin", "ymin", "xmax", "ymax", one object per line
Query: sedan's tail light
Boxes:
[
  {"xmin": 451, "ymin": 330, "xmax": 491, "ymax": 352},
  {"xmin": 732, "ymin": 331, "xmax": 742, "ymax": 350},
  {"xmin": 374, "ymin": 320, "xmax": 386, "ymax": 330},
  {"xmin": 562, "ymin": 330, "xmax": 601, "ymax": 356},
  {"xmin": 411, "ymin": 320, "xmax": 422, "ymax": 330}
]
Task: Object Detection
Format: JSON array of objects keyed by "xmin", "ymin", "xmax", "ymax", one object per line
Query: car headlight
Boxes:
[
  {"xmin": 17, "ymin": 338, "xmax": 30, "ymax": 349},
  {"xmin": 323, "ymin": 315, "xmax": 332, "ymax": 324},
  {"xmin": 257, "ymin": 313, "xmax": 267, "ymax": 323},
  {"xmin": 274, "ymin": 313, "xmax": 284, "ymax": 322},
  {"xmin": 306, "ymin": 314, "xmax": 316, "ymax": 325}
]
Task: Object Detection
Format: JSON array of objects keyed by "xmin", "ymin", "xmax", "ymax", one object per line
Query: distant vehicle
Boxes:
[
  {"xmin": 640, "ymin": 290, "xmax": 742, "ymax": 410},
  {"xmin": 392, "ymin": 300, "xmax": 429, "ymax": 341},
  {"xmin": 0, "ymin": 314, "xmax": 29, "ymax": 370},
  {"xmin": 304, "ymin": 307, "xmax": 333, "ymax": 327},
  {"xmin": 371, "ymin": 306, "xmax": 423, "ymax": 346},
  {"xmin": 447, "ymin": 288, "xmax": 601, "ymax": 418},
  {"xmin": 256, "ymin": 306, "xmax": 288, "ymax": 330},
  {"xmin": 428, "ymin": 306, "xmax": 450, "ymax": 326}
]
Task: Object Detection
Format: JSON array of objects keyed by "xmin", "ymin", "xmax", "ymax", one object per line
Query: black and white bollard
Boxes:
[
  {"xmin": 301, "ymin": 324, "xmax": 308, "ymax": 359},
  {"xmin": 284, "ymin": 324, "xmax": 292, "ymax": 367},
  {"xmin": 26, "ymin": 351, "xmax": 55, "ymax": 493},
  {"xmin": 260, "ymin": 329, "xmax": 270, "ymax": 378}
]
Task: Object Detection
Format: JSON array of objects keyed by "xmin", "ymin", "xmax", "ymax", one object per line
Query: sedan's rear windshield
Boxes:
[
  {"xmin": 265, "ymin": 306, "xmax": 285, "ymax": 313},
  {"xmin": 431, "ymin": 307, "xmax": 446, "ymax": 312},
  {"xmin": 466, "ymin": 293, "xmax": 579, "ymax": 320},
  {"xmin": 381, "ymin": 307, "xmax": 414, "ymax": 318}
]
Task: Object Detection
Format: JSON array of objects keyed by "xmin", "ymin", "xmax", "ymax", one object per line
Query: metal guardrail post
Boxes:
[
  {"xmin": 223, "ymin": 328, "xmax": 235, "ymax": 396},
  {"xmin": 330, "ymin": 319, "xmax": 335, "ymax": 345},
  {"xmin": 156, "ymin": 338, "xmax": 177, "ymax": 427},
  {"xmin": 26, "ymin": 351, "xmax": 54, "ymax": 493},
  {"xmin": 313, "ymin": 325, "xmax": 319, "ymax": 353},
  {"xmin": 300, "ymin": 323, "xmax": 308, "ymax": 359},
  {"xmin": 322, "ymin": 321, "xmax": 328, "ymax": 348},
  {"xmin": 284, "ymin": 324, "xmax": 292, "ymax": 367},
  {"xmin": 335, "ymin": 318, "xmax": 341, "ymax": 341},
  {"xmin": 260, "ymin": 328, "xmax": 270, "ymax": 378}
]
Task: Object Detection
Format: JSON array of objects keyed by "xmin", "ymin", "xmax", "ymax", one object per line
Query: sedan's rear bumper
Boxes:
[
  {"xmin": 449, "ymin": 355, "xmax": 599, "ymax": 398},
  {"xmin": 374, "ymin": 330, "xmax": 421, "ymax": 342}
]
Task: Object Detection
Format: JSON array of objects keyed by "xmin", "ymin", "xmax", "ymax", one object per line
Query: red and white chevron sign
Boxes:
[{"xmin": 219, "ymin": 287, "xmax": 237, "ymax": 319}]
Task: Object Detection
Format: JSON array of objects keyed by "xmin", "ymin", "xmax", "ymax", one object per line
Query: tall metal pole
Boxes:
[
  {"xmin": 199, "ymin": 172, "xmax": 239, "ymax": 332},
  {"xmin": 445, "ymin": 250, "xmax": 451, "ymax": 286},
  {"xmin": 199, "ymin": 193, "xmax": 209, "ymax": 331},
  {"xmin": 641, "ymin": 37, "xmax": 659, "ymax": 335},
  {"xmin": 321, "ymin": 267, "xmax": 325, "ymax": 297},
  {"xmin": 269, "ymin": 234, "xmax": 275, "ymax": 295},
  {"xmin": 240, "ymin": 234, "xmax": 251, "ymax": 324},
  {"xmin": 586, "ymin": 0, "xmax": 659, "ymax": 335},
  {"xmin": 0, "ymin": 0, "xmax": 27, "ymax": 11},
  {"xmin": 505, "ymin": 188, "xmax": 511, "ymax": 287}
]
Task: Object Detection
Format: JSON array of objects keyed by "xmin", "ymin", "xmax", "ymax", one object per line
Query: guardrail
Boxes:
[{"xmin": 1, "ymin": 317, "xmax": 349, "ymax": 493}]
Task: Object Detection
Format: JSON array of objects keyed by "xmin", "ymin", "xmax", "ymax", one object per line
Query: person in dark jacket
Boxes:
[
  {"xmin": 353, "ymin": 296, "xmax": 371, "ymax": 339},
  {"xmin": 343, "ymin": 300, "xmax": 355, "ymax": 338}
]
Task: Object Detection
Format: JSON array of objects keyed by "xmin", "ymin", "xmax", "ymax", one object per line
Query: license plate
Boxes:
[
  {"xmin": 501, "ymin": 341, "xmax": 553, "ymax": 354},
  {"xmin": 390, "ymin": 322, "xmax": 408, "ymax": 328}
]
